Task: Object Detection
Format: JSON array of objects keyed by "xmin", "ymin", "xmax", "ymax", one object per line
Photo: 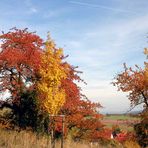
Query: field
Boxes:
[
  {"xmin": 0, "ymin": 110, "xmax": 142, "ymax": 148},
  {"xmin": 0, "ymin": 128, "xmax": 141, "ymax": 148},
  {"xmin": 0, "ymin": 129, "xmax": 115, "ymax": 148},
  {"xmin": 102, "ymin": 114, "xmax": 140, "ymax": 131}
]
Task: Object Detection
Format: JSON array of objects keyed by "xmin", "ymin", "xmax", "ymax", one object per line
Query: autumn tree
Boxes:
[
  {"xmin": 113, "ymin": 63, "xmax": 148, "ymax": 109},
  {"xmin": 37, "ymin": 35, "xmax": 69, "ymax": 115},
  {"xmin": 0, "ymin": 28, "xmax": 43, "ymax": 128},
  {"xmin": 113, "ymin": 47, "xmax": 148, "ymax": 110},
  {"xmin": 0, "ymin": 28, "xmax": 43, "ymax": 105},
  {"xmin": 133, "ymin": 48, "xmax": 148, "ymax": 147},
  {"xmin": 58, "ymin": 67, "xmax": 104, "ymax": 141}
]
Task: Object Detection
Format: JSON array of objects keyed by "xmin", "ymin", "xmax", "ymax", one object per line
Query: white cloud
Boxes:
[
  {"xmin": 43, "ymin": 10, "xmax": 61, "ymax": 19},
  {"xmin": 24, "ymin": 0, "xmax": 38, "ymax": 14},
  {"xmin": 80, "ymin": 80, "xmax": 131, "ymax": 113},
  {"xmin": 43, "ymin": 8, "xmax": 69, "ymax": 19},
  {"xmin": 69, "ymin": 1, "xmax": 137, "ymax": 14},
  {"xmin": 66, "ymin": 14, "xmax": 148, "ymax": 67},
  {"xmin": 30, "ymin": 7, "xmax": 37, "ymax": 13},
  {"xmin": 63, "ymin": 14, "xmax": 148, "ymax": 113}
]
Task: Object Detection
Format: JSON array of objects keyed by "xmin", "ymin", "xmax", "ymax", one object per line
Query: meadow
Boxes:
[
  {"xmin": 104, "ymin": 114, "xmax": 139, "ymax": 120},
  {"xmin": 102, "ymin": 114, "xmax": 140, "ymax": 132}
]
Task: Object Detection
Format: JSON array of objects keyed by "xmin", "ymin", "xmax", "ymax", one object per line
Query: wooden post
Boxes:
[
  {"xmin": 61, "ymin": 115, "xmax": 65, "ymax": 148},
  {"xmin": 49, "ymin": 115, "xmax": 65, "ymax": 148},
  {"xmin": 51, "ymin": 116, "xmax": 55, "ymax": 148}
]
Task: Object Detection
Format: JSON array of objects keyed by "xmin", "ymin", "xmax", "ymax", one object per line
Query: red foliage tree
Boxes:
[
  {"xmin": 113, "ymin": 63, "xmax": 148, "ymax": 109},
  {"xmin": 55, "ymin": 66, "xmax": 105, "ymax": 141},
  {"xmin": 0, "ymin": 28, "xmax": 43, "ymax": 105}
]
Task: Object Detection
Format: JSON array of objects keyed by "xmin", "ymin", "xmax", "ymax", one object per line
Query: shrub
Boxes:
[{"xmin": 134, "ymin": 109, "xmax": 148, "ymax": 147}]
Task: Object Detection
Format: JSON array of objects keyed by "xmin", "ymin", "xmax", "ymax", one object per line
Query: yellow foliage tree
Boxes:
[{"xmin": 37, "ymin": 35, "xmax": 68, "ymax": 115}]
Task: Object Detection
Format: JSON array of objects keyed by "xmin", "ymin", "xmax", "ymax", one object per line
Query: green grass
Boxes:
[
  {"xmin": 104, "ymin": 123, "xmax": 134, "ymax": 132},
  {"xmin": 104, "ymin": 115, "xmax": 139, "ymax": 120},
  {"xmin": 102, "ymin": 114, "xmax": 140, "ymax": 132}
]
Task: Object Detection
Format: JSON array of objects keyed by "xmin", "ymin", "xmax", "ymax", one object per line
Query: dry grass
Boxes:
[
  {"xmin": 0, "ymin": 128, "xmax": 142, "ymax": 148},
  {"xmin": 123, "ymin": 140, "xmax": 141, "ymax": 148},
  {"xmin": 0, "ymin": 129, "xmax": 50, "ymax": 148},
  {"xmin": 0, "ymin": 128, "xmax": 123, "ymax": 148},
  {"xmin": 0, "ymin": 129, "xmax": 102, "ymax": 148}
]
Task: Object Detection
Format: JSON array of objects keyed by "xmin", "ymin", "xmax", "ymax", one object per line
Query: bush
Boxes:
[
  {"xmin": 0, "ymin": 90, "xmax": 50, "ymax": 133},
  {"xmin": 134, "ymin": 109, "xmax": 148, "ymax": 147}
]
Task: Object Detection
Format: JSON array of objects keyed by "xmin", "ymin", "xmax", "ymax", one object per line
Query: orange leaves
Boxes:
[
  {"xmin": 144, "ymin": 48, "xmax": 148, "ymax": 57},
  {"xmin": 113, "ymin": 47, "xmax": 148, "ymax": 109},
  {"xmin": 60, "ymin": 73, "xmax": 104, "ymax": 141},
  {"xmin": 113, "ymin": 63, "xmax": 148, "ymax": 108}
]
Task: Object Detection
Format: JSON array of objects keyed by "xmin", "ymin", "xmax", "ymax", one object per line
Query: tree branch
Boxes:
[
  {"xmin": 0, "ymin": 101, "xmax": 13, "ymax": 110},
  {"xmin": 126, "ymin": 101, "xmax": 144, "ymax": 113},
  {"xmin": 141, "ymin": 92, "xmax": 148, "ymax": 108}
]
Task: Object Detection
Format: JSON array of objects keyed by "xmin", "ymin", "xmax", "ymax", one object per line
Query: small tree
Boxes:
[
  {"xmin": 60, "ymin": 68, "xmax": 104, "ymax": 141},
  {"xmin": 37, "ymin": 35, "xmax": 68, "ymax": 115},
  {"xmin": 113, "ymin": 63, "xmax": 148, "ymax": 109},
  {"xmin": 113, "ymin": 47, "xmax": 148, "ymax": 147}
]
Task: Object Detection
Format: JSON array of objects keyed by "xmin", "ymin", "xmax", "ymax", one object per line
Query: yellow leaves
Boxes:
[
  {"xmin": 39, "ymin": 87, "xmax": 66, "ymax": 115},
  {"xmin": 43, "ymin": 89, "xmax": 66, "ymax": 115},
  {"xmin": 37, "ymin": 36, "xmax": 68, "ymax": 115},
  {"xmin": 144, "ymin": 48, "xmax": 148, "ymax": 56},
  {"xmin": 144, "ymin": 65, "xmax": 148, "ymax": 89}
]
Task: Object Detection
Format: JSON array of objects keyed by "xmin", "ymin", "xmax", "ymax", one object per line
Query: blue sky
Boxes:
[{"xmin": 0, "ymin": 0, "xmax": 148, "ymax": 113}]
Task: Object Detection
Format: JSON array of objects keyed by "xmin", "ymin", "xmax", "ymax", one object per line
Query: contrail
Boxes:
[{"xmin": 69, "ymin": 1, "xmax": 137, "ymax": 14}]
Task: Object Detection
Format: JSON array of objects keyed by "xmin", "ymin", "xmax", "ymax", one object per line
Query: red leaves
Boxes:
[
  {"xmin": 0, "ymin": 28, "xmax": 43, "ymax": 104},
  {"xmin": 115, "ymin": 132, "xmax": 127, "ymax": 142},
  {"xmin": 90, "ymin": 128, "xmax": 112, "ymax": 141},
  {"xmin": 59, "ymin": 67, "xmax": 104, "ymax": 141},
  {"xmin": 113, "ymin": 63, "xmax": 148, "ymax": 108},
  {"xmin": 0, "ymin": 28, "xmax": 43, "ymax": 70},
  {"xmin": 114, "ymin": 131, "xmax": 134, "ymax": 143}
]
